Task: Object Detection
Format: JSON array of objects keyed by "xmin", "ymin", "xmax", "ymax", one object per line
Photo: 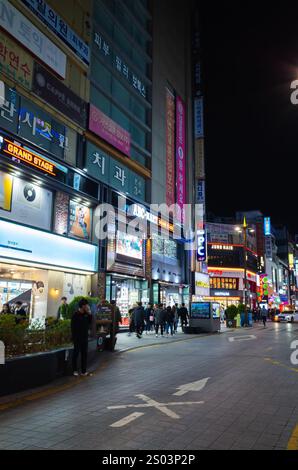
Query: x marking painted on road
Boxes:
[{"xmin": 107, "ymin": 394, "xmax": 204, "ymax": 427}]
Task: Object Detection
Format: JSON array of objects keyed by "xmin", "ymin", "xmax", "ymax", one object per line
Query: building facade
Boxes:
[{"xmin": 0, "ymin": 0, "xmax": 196, "ymax": 324}]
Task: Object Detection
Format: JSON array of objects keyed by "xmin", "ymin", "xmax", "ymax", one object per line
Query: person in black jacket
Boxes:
[
  {"xmin": 178, "ymin": 303, "xmax": 189, "ymax": 328},
  {"xmin": 133, "ymin": 302, "xmax": 145, "ymax": 338},
  {"xmin": 71, "ymin": 298, "xmax": 92, "ymax": 377}
]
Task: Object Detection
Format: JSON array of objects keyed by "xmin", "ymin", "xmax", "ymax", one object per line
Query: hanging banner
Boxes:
[
  {"xmin": 165, "ymin": 88, "xmax": 175, "ymax": 206},
  {"xmin": 89, "ymin": 104, "xmax": 131, "ymax": 157},
  {"xmin": 176, "ymin": 95, "xmax": 186, "ymax": 222}
]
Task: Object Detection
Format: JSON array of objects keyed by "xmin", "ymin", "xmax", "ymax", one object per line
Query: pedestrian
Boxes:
[
  {"xmin": 172, "ymin": 304, "xmax": 179, "ymax": 333},
  {"xmin": 57, "ymin": 296, "xmax": 68, "ymax": 320},
  {"xmin": 144, "ymin": 303, "xmax": 153, "ymax": 334},
  {"xmin": 14, "ymin": 301, "xmax": 26, "ymax": 318},
  {"xmin": 155, "ymin": 303, "xmax": 166, "ymax": 337},
  {"xmin": 0, "ymin": 303, "xmax": 11, "ymax": 314},
  {"xmin": 71, "ymin": 298, "xmax": 92, "ymax": 377},
  {"xmin": 127, "ymin": 305, "xmax": 136, "ymax": 336},
  {"xmin": 165, "ymin": 305, "xmax": 174, "ymax": 336},
  {"xmin": 257, "ymin": 306, "xmax": 261, "ymax": 322},
  {"xmin": 110, "ymin": 300, "xmax": 122, "ymax": 332},
  {"xmin": 178, "ymin": 303, "xmax": 189, "ymax": 329},
  {"xmin": 253, "ymin": 307, "xmax": 258, "ymax": 323},
  {"xmin": 14, "ymin": 301, "xmax": 27, "ymax": 324},
  {"xmin": 133, "ymin": 302, "xmax": 145, "ymax": 338},
  {"xmin": 261, "ymin": 306, "xmax": 267, "ymax": 328}
]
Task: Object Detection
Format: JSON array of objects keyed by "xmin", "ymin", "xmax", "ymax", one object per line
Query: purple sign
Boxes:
[
  {"xmin": 89, "ymin": 104, "xmax": 131, "ymax": 157},
  {"xmin": 176, "ymin": 95, "xmax": 186, "ymax": 222}
]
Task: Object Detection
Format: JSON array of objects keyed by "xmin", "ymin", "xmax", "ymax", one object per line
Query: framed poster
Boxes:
[{"xmin": 68, "ymin": 200, "xmax": 92, "ymax": 241}]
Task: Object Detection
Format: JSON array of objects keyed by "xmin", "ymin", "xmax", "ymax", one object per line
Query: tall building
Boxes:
[{"xmin": 0, "ymin": 0, "xmax": 196, "ymax": 323}]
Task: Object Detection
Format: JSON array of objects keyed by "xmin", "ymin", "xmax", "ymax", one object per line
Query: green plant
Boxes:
[
  {"xmin": 0, "ymin": 315, "xmax": 72, "ymax": 358},
  {"xmin": 66, "ymin": 296, "xmax": 100, "ymax": 319},
  {"xmin": 237, "ymin": 303, "xmax": 246, "ymax": 314},
  {"xmin": 225, "ymin": 305, "xmax": 238, "ymax": 320}
]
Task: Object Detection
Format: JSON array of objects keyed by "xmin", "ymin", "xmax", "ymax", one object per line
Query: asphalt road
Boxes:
[{"xmin": 0, "ymin": 322, "xmax": 298, "ymax": 450}]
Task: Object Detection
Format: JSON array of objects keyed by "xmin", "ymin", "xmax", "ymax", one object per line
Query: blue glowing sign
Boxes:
[
  {"xmin": 197, "ymin": 228, "xmax": 206, "ymax": 262},
  {"xmin": 264, "ymin": 217, "xmax": 271, "ymax": 236}
]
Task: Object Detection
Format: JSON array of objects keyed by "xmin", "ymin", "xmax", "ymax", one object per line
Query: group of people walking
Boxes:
[{"xmin": 128, "ymin": 302, "xmax": 189, "ymax": 339}]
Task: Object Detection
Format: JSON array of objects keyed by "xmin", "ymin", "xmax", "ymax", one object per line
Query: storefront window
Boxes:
[{"xmin": 107, "ymin": 276, "xmax": 149, "ymax": 325}]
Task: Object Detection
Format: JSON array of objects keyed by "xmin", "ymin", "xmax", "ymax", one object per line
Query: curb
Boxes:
[{"xmin": 0, "ymin": 328, "xmax": 233, "ymax": 410}]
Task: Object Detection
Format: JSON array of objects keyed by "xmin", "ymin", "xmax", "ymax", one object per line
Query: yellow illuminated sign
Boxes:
[{"xmin": 2, "ymin": 139, "xmax": 56, "ymax": 176}]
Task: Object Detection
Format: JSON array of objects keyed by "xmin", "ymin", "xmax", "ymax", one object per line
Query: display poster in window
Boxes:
[
  {"xmin": 116, "ymin": 231, "xmax": 143, "ymax": 265},
  {"xmin": 191, "ymin": 302, "xmax": 210, "ymax": 319},
  {"xmin": 0, "ymin": 171, "xmax": 13, "ymax": 211},
  {"xmin": 0, "ymin": 173, "xmax": 52, "ymax": 230},
  {"xmin": 68, "ymin": 201, "xmax": 92, "ymax": 241}
]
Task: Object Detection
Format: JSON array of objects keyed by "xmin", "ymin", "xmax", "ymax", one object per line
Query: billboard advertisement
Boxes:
[
  {"xmin": 195, "ymin": 272, "xmax": 210, "ymax": 297},
  {"xmin": 0, "ymin": 173, "xmax": 52, "ymax": 230},
  {"xmin": 191, "ymin": 302, "xmax": 210, "ymax": 319},
  {"xmin": 116, "ymin": 232, "xmax": 143, "ymax": 262}
]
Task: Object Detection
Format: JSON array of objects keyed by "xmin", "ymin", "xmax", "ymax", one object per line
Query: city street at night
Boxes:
[
  {"xmin": 0, "ymin": 323, "xmax": 297, "ymax": 451},
  {"xmin": 1, "ymin": 0, "xmax": 298, "ymax": 461}
]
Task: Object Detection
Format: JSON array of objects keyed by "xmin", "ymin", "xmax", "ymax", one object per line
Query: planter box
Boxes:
[
  {"xmin": 0, "ymin": 339, "xmax": 98, "ymax": 397},
  {"xmin": 226, "ymin": 319, "xmax": 237, "ymax": 328}
]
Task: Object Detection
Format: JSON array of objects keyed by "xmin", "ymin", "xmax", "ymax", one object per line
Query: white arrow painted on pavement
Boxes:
[
  {"xmin": 228, "ymin": 335, "xmax": 256, "ymax": 342},
  {"xmin": 173, "ymin": 377, "xmax": 210, "ymax": 396}
]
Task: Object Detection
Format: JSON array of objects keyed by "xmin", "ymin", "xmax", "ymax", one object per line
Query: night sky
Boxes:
[{"xmin": 200, "ymin": 3, "xmax": 298, "ymax": 234}]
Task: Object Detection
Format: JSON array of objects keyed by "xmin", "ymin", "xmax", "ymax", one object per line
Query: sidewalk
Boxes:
[
  {"xmin": 0, "ymin": 325, "xmax": 231, "ymax": 408},
  {"xmin": 115, "ymin": 324, "xmax": 231, "ymax": 352}
]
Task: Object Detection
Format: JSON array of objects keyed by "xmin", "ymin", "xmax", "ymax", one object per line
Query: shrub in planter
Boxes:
[
  {"xmin": 0, "ymin": 315, "xmax": 72, "ymax": 358},
  {"xmin": 225, "ymin": 305, "xmax": 238, "ymax": 327},
  {"xmin": 0, "ymin": 314, "xmax": 28, "ymax": 357}
]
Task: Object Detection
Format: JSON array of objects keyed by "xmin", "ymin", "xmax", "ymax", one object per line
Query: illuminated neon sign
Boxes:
[
  {"xmin": 197, "ymin": 228, "xmax": 206, "ymax": 262},
  {"xmin": 0, "ymin": 136, "xmax": 57, "ymax": 177}
]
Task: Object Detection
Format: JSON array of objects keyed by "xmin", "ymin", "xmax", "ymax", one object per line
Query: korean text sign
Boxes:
[
  {"xmin": 89, "ymin": 104, "xmax": 131, "ymax": 157},
  {"xmin": 21, "ymin": 0, "xmax": 90, "ymax": 66},
  {"xmin": 176, "ymin": 95, "xmax": 186, "ymax": 222},
  {"xmin": 0, "ymin": 0, "xmax": 66, "ymax": 78}
]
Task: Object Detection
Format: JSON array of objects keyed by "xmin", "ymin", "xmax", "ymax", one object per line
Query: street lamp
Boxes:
[{"xmin": 235, "ymin": 218, "xmax": 255, "ymax": 325}]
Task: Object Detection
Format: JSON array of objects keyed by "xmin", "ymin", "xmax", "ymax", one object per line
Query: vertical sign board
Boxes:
[
  {"xmin": 197, "ymin": 226, "xmax": 206, "ymax": 262},
  {"xmin": 264, "ymin": 217, "xmax": 271, "ymax": 236},
  {"xmin": 0, "ymin": 0, "xmax": 66, "ymax": 78},
  {"xmin": 175, "ymin": 95, "xmax": 186, "ymax": 222},
  {"xmin": 194, "ymin": 97, "xmax": 204, "ymax": 139},
  {"xmin": 165, "ymin": 88, "xmax": 175, "ymax": 206}
]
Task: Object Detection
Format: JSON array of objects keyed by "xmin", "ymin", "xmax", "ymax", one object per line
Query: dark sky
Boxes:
[{"xmin": 200, "ymin": 3, "xmax": 298, "ymax": 234}]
